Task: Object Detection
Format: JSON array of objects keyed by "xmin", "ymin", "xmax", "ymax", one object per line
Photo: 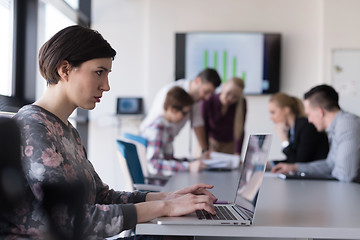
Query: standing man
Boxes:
[
  {"xmin": 272, "ymin": 84, "xmax": 360, "ymax": 182},
  {"xmin": 140, "ymin": 68, "xmax": 221, "ymax": 153}
]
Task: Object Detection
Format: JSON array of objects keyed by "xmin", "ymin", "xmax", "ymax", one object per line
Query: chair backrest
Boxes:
[
  {"xmin": 115, "ymin": 150, "xmax": 134, "ymax": 191},
  {"xmin": 0, "ymin": 117, "xmax": 25, "ymax": 213},
  {"xmin": 122, "ymin": 132, "xmax": 147, "ymax": 147},
  {"xmin": 122, "ymin": 133, "xmax": 148, "ymax": 177},
  {"xmin": 116, "ymin": 139, "xmax": 145, "ymax": 185}
]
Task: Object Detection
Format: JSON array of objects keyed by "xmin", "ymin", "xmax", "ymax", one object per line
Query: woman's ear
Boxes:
[
  {"xmin": 284, "ymin": 106, "xmax": 294, "ymax": 116},
  {"xmin": 57, "ymin": 60, "xmax": 71, "ymax": 81}
]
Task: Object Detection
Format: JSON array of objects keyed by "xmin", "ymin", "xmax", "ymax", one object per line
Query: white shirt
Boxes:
[{"xmin": 140, "ymin": 79, "xmax": 204, "ymax": 136}]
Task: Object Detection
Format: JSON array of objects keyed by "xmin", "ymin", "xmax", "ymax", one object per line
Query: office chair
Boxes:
[
  {"xmin": 121, "ymin": 133, "xmax": 170, "ymax": 184},
  {"xmin": 0, "ymin": 117, "xmax": 25, "ymax": 213},
  {"xmin": 122, "ymin": 132, "xmax": 147, "ymax": 147},
  {"xmin": 121, "ymin": 132, "xmax": 148, "ymax": 177},
  {"xmin": 116, "ymin": 139, "xmax": 163, "ymax": 192},
  {"xmin": 0, "ymin": 117, "xmax": 85, "ymax": 240}
]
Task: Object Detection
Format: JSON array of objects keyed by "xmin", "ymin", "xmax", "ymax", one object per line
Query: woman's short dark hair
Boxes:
[
  {"xmin": 164, "ymin": 86, "xmax": 194, "ymax": 111},
  {"xmin": 38, "ymin": 25, "xmax": 117, "ymax": 85}
]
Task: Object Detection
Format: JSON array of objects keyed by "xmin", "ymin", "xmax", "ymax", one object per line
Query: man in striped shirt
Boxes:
[{"xmin": 272, "ymin": 85, "xmax": 360, "ymax": 182}]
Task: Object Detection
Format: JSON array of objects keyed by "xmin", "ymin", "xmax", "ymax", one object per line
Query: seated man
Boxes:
[
  {"xmin": 140, "ymin": 86, "xmax": 208, "ymax": 177},
  {"xmin": 140, "ymin": 68, "xmax": 221, "ymax": 153},
  {"xmin": 272, "ymin": 84, "xmax": 360, "ymax": 183}
]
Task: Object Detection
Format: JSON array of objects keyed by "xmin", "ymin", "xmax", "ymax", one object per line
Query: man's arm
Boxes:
[
  {"xmin": 194, "ymin": 126, "xmax": 208, "ymax": 151},
  {"xmin": 330, "ymin": 119, "xmax": 360, "ymax": 182},
  {"xmin": 192, "ymin": 102, "xmax": 208, "ymax": 151}
]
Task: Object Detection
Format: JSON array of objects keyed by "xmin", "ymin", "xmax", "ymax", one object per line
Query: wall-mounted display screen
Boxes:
[
  {"xmin": 175, "ymin": 32, "xmax": 281, "ymax": 94},
  {"xmin": 116, "ymin": 97, "xmax": 143, "ymax": 115}
]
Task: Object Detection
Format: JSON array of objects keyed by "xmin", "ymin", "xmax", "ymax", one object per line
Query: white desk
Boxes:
[{"xmin": 136, "ymin": 171, "xmax": 360, "ymax": 239}]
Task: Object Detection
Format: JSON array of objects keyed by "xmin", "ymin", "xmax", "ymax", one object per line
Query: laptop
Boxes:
[
  {"xmin": 156, "ymin": 134, "xmax": 272, "ymax": 226},
  {"xmin": 278, "ymin": 171, "xmax": 338, "ymax": 181}
]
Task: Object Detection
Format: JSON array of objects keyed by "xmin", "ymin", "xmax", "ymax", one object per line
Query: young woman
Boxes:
[
  {"xmin": 268, "ymin": 92, "xmax": 329, "ymax": 164},
  {"xmin": 202, "ymin": 77, "xmax": 247, "ymax": 155},
  {"xmin": 1, "ymin": 25, "xmax": 217, "ymax": 240}
]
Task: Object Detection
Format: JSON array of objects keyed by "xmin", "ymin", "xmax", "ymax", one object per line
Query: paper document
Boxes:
[{"xmin": 203, "ymin": 152, "xmax": 241, "ymax": 169}]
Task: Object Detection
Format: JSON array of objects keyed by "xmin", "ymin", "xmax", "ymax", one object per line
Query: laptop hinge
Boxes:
[{"xmin": 232, "ymin": 205, "xmax": 250, "ymax": 220}]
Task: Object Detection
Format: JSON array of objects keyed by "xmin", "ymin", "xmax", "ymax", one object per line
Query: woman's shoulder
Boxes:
[
  {"xmin": 14, "ymin": 105, "xmax": 70, "ymax": 136},
  {"xmin": 15, "ymin": 105, "xmax": 65, "ymax": 125},
  {"xmin": 295, "ymin": 116, "xmax": 308, "ymax": 125},
  {"xmin": 14, "ymin": 105, "xmax": 46, "ymax": 124},
  {"xmin": 295, "ymin": 117, "xmax": 312, "ymax": 130},
  {"xmin": 295, "ymin": 116, "xmax": 320, "ymax": 135}
]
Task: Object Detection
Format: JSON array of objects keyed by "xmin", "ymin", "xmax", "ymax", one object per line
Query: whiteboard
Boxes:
[{"xmin": 332, "ymin": 49, "xmax": 360, "ymax": 116}]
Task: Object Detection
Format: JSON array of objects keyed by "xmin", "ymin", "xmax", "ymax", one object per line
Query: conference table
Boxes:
[{"xmin": 136, "ymin": 171, "xmax": 360, "ymax": 239}]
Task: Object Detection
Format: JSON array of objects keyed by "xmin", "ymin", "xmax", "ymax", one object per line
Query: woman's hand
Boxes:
[
  {"xmin": 165, "ymin": 183, "xmax": 217, "ymax": 216},
  {"xmin": 166, "ymin": 183, "xmax": 217, "ymax": 201},
  {"xmin": 164, "ymin": 193, "xmax": 216, "ymax": 216},
  {"xmin": 138, "ymin": 183, "xmax": 218, "ymax": 222}
]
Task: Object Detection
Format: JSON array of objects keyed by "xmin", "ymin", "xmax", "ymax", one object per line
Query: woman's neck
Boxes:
[
  {"xmin": 287, "ymin": 114, "xmax": 296, "ymax": 128},
  {"xmin": 221, "ymin": 105, "xmax": 228, "ymax": 115},
  {"xmin": 34, "ymin": 85, "xmax": 75, "ymax": 125}
]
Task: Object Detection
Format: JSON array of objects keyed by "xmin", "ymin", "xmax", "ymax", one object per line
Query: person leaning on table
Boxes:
[
  {"xmin": 201, "ymin": 77, "xmax": 247, "ymax": 155},
  {"xmin": 272, "ymin": 84, "xmax": 360, "ymax": 183},
  {"xmin": 139, "ymin": 68, "xmax": 221, "ymax": 154}
]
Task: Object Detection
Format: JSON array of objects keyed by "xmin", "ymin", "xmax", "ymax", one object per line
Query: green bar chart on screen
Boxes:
[
  {"xmin": 204, "ymin": 50, "xmax": 208, "ymax": 69},
  {"xmin": 203, "ymin": 49, "xmax": 246, "ymax": 83}
]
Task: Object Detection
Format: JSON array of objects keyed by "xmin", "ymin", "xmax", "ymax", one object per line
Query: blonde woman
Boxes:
[
  {"xmin": 268, "ymin": 92, "xmax": 329, "ymax": 164},
  {"xmin": 201, "ymin": 77, "xmax": 246, "ymax": 155}
]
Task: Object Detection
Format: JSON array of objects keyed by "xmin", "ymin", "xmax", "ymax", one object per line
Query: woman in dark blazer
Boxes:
[{"xmin": 268, "ymin": 93, "xmax": 329, "ymax": 164}]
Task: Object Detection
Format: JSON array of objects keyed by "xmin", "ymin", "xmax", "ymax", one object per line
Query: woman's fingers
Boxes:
[
  {"xmin": 166, "ymin": 193, "xmax": 215, "ymax": 217},
  {"xmin": 175, "ymin": 183, "xmax": 214, "ymax": 195}
]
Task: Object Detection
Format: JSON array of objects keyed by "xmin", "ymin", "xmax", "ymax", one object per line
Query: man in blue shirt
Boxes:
[{"xmin": 272, "ymin": 84, "xmax": 360, "ymax": 182}]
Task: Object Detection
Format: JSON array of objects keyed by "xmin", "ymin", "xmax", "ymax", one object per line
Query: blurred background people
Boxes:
[
  {"xmin": 268, "ymin": 92, "xmax": 329, "ymax": 164},
  {"xmin": 141, "ymin": 86, "xmax": 208, "ymax": 177},
  {"xmin": 202, "ymin": 77, "xmax": 246, "ymax": 155},
  {"xmin": 140, "ymin": 68, "xmax": 221, "ymax": 154},
  {"xmin": 272, "ymin": 85, "xmax": 360, "ymax": 182}
]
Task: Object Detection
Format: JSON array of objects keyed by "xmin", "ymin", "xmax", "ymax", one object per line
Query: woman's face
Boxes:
[
  {"xmin": 66, "ymin": 58, "xmax": 112, "ymax": 110},
  {"xmin": 268, "ymin": 101, "xmax": 288, "ymax": 124},
  {"xmin": 219, "ymin": 82, "xmax": 243, "ymax": 106}
]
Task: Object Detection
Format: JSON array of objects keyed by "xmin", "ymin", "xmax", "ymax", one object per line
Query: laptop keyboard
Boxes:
[{"xmin": 196, "ymin": 206, "xmax": 237, "ymax": 220}]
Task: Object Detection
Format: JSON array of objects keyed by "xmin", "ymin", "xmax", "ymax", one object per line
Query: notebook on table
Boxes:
[
  {"xmin": 203, "ymin": 152, "xmax": 241, "ymax": 171},
  {"xmin": 156, "ymin": 134, "xmax": 272, "ymax": 226}
]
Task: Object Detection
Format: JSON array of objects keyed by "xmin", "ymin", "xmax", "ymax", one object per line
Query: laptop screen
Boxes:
[{"xmin": 234, "ymin": 134, "xmax": 272, "ymax": 215}]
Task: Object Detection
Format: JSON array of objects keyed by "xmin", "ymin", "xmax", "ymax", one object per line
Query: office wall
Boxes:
[
  {"xmin": 89, "ymin": 0, "xmax": 358, "ymax": 190},
  {"xmin": 323, "ymin": 0, "xmax": 360, "ymax": 80}
]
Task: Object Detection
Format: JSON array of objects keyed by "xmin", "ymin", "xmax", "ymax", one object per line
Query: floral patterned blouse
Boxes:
[{"xmin": 0, "ymin": 105, "xmax": 147, "ymax": 239}]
